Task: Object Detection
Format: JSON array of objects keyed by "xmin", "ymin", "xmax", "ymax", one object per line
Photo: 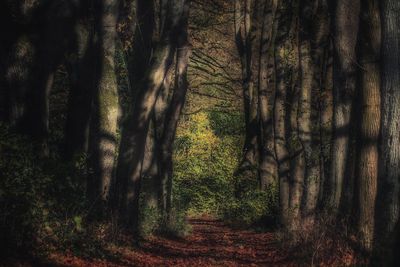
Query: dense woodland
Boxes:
[{"xmin": 1, "ymin": 0, "xmax": 400, "ymax": 266}]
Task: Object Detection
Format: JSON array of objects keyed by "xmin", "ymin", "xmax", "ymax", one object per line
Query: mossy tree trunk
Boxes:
[{"xmin": 87, "ymin": 0, "xmax": 120, "ymax": 213}]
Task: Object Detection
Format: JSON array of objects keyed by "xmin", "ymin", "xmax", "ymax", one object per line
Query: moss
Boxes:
[{"xmin": 98, "ymin": 59, "xmax": 119, "ymax": 132}]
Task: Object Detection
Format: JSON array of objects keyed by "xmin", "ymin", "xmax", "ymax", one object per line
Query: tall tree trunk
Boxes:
[
  {"xmin": 155, "ymin": 70, "xmax": 173, "ymax": 213},
  {"xmin": 274, "ymin": 0, "xmax": 292, "ymax": 228},
  {"xmin": 129, "ymin": 0, "xmax": 159, "ymax": 229},
  {"xmin": 258, "ymin": 0, "xmax": 278, "ymax": 190},
  {"xmin": 328, "ymin": 0, "xmax": 360, "ymax": 213},
  {"xmin": 64, "ymin": 13, "xmax": 95, "ymax": 160},
  {"xmin": 234, "ymin": 0, "xmax": 259, "ymax": 172},
  {"xmin": 299, "ymin": 0, "xmax": 330, "ymax": 225},
  {"xmin": 356, "ymin": 0, "xmax": 380, "ymax": 252},
  {"xmin": 376, "ymin": 0, "xmax": 400, "ymax": 263},
  {"xmin": 126, "ymin": 0, "xmax": 155, "ymax": 99},
  {"xmin": 115, "ymin": 0, "xmax": 189, "ymax": 232},
  {"xmin": 298, "ymin": 0, "xmax": 318, "ymax": 226},
  {"xmin": 319, "ymin": 39, "xmax": 333, "ymax": 208},
  {"xmin": 87, "ymin": 0, "xmax": 120, "ymax": 211},
  {"xmin": 159, "ymin": 3, "xmax": 191, "ymax": 218}
]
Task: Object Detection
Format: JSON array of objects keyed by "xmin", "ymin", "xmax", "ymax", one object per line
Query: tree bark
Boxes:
[
  {"xmin": 298, "ymin": 0, "xmax": 330, "ymax": 225},
  {"xmin": 319, "ymin": 39, "xmax": 333, "ymax": 208},
  {"xmin": 356, "ymin": 0, "xmax": 380, "ymax": 252},
  {"xmin": 258, "ymin": 0, "xmax": 278, "ymax": 190},
  {"xmin": 115, "ymin": 0, "xmax": 190, "ymax": 232},
  {"xmin": 64, "ymin": 13, "xmax": 95, "ymax": 160},
  {"xmin": 87, "ymin": 0, "xmax": 120, "ymax": 211},
  {"xmin": 274, "ymin": 0, "xmax": 293, "ymax": 229},
  {"xmin": 377, "ymin": 0, "xmax": 400, "ymax": 262},
  {"xmin": 126, "ymin": 0, "xmax": 155, "ymax": 99},
  {"xmin": 159, "ymin": 3, "xmax": 191, "ymax": 218},
  {"xmin": 328, "ymin": 0, "xmax": 360, "ymax": 213},
  {"xmin": 234, "ymin": 0, "xmax": 259, "ymax": 172}
]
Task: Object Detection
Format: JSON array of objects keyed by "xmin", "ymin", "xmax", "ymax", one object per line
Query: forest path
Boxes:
[{"xmin": 51, "ymin": 217, "xmax": 302, "ymax": 267}]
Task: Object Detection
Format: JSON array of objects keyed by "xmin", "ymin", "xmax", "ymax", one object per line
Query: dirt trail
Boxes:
[{"xmin": 50, "ymin": 218, "xmax": 304, "ymax": 267}]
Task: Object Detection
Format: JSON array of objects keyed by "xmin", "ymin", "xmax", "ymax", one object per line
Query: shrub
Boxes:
[
  {"xmin": 0, "ymin": 124, "xmax": 91, "ymax": 257},
  {"xmin": 173, "ymin": 111, "xmax": 242, "ymax": 216},
  {"xmin": 221, "ymin": 186, "xmax": 278, "ymax": 227},
  {"xmin": 159, "ymin": 209, "xmax": 192, "ymax": 238}
]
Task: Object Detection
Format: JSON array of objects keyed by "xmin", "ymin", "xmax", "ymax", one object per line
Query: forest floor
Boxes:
[
  {"xmin": 9, "ymin": 217, "xmax": 360, "ymax": 267},
  {"xmin": 49, "ymin": 217, "xmax": 300, "ymax": 267},
  {"xmin": 47, "ymin": 217, "xmax": 361, "ymax": 267}
]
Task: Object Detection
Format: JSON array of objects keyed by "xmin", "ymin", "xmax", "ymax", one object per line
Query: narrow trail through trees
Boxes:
[{"xmin": 48, "ymin": 217, "xmax": 357, "ymax": 267}]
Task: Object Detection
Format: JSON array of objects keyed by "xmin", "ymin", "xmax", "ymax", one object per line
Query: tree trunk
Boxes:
[
  {"xmin": 328, "ymin": 0, "xmax": 360, "ymax": 213},
  {"xmin": 115, "ymin": 0, "xmax": 189, "ymax": 232},
  {"xmin": 18, "ymin": 1, "xmax": 77, "ymax": 156},
  {"xmin": 299, "ymin": 0, "xmax": 330, "ymax": 225},
  {"xmin": 87, "ymin": 0, "xmax": 120, "ymax": 211},
  {"xmin": 319, "ymin": 40, "xmax": 333, "ymax": 208},
  {"xmin": 356, "ymin": 0, "xmax": 381, "ymax": 252},
  {"xmin": 64, "ymin": 15, "xmax": 95, "ymax": 160},
  {"xmin": 126, "ymin": 0, "xmax": 155, "ymax": 99},
  {"xmin": 159, "ymin": 3, "xmax": 191, "ymax": 218},
  {"xmin": 377, "ymin": 0, "xmax": 400, "ymax": 262},
  {"xmin": 258, "ymin": 0, "xmax": 278, "ymax": 190},
  {"xmin": 274, "ymin": 0, "xmax": 292, "ymax": 228},
  {"xmin": 234, "ymin": 0, "xmax": 259, "ymax": 172}
]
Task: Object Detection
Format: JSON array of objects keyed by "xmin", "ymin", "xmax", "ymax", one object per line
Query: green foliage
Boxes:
[
  {"xmin": 172, "ymin": 111, "xmax": 278, "ymax": 227},
  {"xmin": 222, "ymin": 186, "xmax": 279, "ymax": 227},
  {"xmin": 173, "ymin": 111, "xmax": 242, "ymax": 216},
  {"xmin": 0, "ymin": 124, "xmax": 91, "ymax": 256},
  {"xmin": 138, "ymin": 201, "xmax": 191, "ymax": 239},
  {"xmin": 0, "ymin": 125, "xmax": 50, "ymax": 253},
  {"xmin": 138, "ymin": 205, "xmax": 162, "ymax": 239},
  {"xmin": 159, "ymin": 209, "xmax": 192, "ymax": 238}
]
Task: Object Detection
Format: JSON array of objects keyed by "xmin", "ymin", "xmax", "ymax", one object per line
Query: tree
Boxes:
[
  {"xmin": 257, "ymin": 0, "xmax": 278, "ymax": 190},
  {"xmin": 327, "ymin": 0, "xmax": 360, "ymax": 213},
  {"xmin": 159, "ymin": 3, "xmax": 191, "ymax": 217},
  {"xmin": 356, "ymin": 0, "xmax": 380, "ymax": 252},
  {"xmin": 87, "ymin": 0, "xmax": 120, "ymax": 211},
  {"xmin": 298, "ymin": 0, "xmax": 330, "ymax": 225},
  {"xmin": 234, "ymin": 0, "xmax": 259, "ymax": 173},
  {"xmin": 377, "ymin": 0, "xmax": 400, "ymax": 262},
  {"xmin": 115, "ymin": 0, "xmax": 190, "ymax": 232},
  {"xmin": 273, "ymin": 0, "xmax": 293, "ymax": 229},
  {"xmin": 64, "ymin": 2, "xmax": 96, "ymax": 160}
]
